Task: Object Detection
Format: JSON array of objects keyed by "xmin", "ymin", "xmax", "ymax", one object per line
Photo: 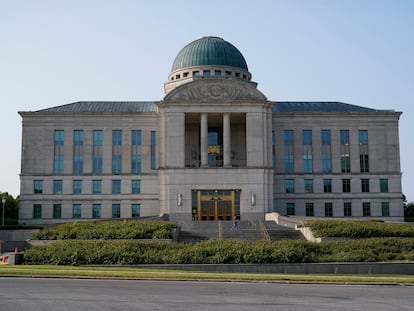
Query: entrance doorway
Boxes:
[{"xmin": 192, "ymin": 190, "xmax": 240, "ymax": 221}]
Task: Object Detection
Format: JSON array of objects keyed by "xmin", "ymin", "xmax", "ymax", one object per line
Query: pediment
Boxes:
[{"xmin": 164, "ymin": 79, "xmax": 267, "ymax": 103}]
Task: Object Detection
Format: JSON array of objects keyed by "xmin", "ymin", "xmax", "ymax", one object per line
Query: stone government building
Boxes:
[{"xmin": 18, "ymin": 36, "xmax": 404, "ymax": 224}]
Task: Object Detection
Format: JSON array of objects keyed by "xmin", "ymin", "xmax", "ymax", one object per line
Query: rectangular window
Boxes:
[
  {"xmin": 112, "ymin": 180, "xmax": 121, "ymax": 194},
  {"xmin": 340, "ymin": 130, "xmax": 351, "ymax": 173},
  {"xmin": 131, "ymin": 130, "xmax": 142, "ymax": 174},
  {"xmin": 285, "ymin": 179, "xmax": 294, "ymax": 193},
  {"xmin": 304, "ymin": 179, "xmax": 313, "ymax": 193},
  {"xmin": 359, "ymin": 130, "xmax": 369, "ymax": 173},
  {"xmin": 381, "ymin": 202, "xmax": 390, "ymax": 217},
  {"xmin": 305, "ymin": 203, "xmax": 314, "ymax": 216},
  {"xmin": 342, "ymin": 179, "xmax": 351, "ymax": 193},
  {"xmin": 132, "ymin": 180, "xmax": 141, "ymax": 194},
  {"xmin": 33, "ymin": 204, "xmax": 42, "ymax": 219},
  {"xmin": 131, "ymin": 130, "xmax": 142, "ymax": 146},
  {"xmin": 131, "ymin": 155, "xmax": 142, "ymax": 174},
  {"xmin": 54, "ymin": 130, "xmax": 64, "ymax": 174},
  {"xmin": 151, "ymin": 131, "xmax": 157, "ymax": 170},
  {"xmin": 363, "ymin": 202, "xmax": 371, "ymax": 216},
  {"xmin": 112, "ymin": 130, "xmax": 122, "ymax": 174},
  {"xmin": 53, "ymin": 180, "xmax": 62, "ymax": 194},
  {"xmin": 361, "ymin": 179, "xmax": 370, "ymax": 192},
  {"xmin": 112, "ymin": 204, "xmax": 121, "ymax": 218},
  {"xmin": 286, "ymin": 203, "xmax": 295, "ymax": 216},
  {"xmin": 53, "ymin": 204, "xmax": 62, "ymax": 219},
  {"xmin": 92, "ymin": 204, "xmax": 101, "ymax": 219},
  {"xmin": 341, "ymin": 155, "xmax": 351, "ymax": 173},
  {"xmin": 360, "ymin": 154, "xmax": 369, "ymax": 173},
  {"xmin": 54, "ymin": 155, "xmax": 64, "ymax": 175},
  {"xmin": 380, "ymin": 179, "xmax": 389, "ymax": 192},
  {"xmin": 73, "ymin": 130, "xmax": 84, "ymax": 174},
  {"xmin": 321, "ymin": 130, "xmax": 332, "ymax": 173},
  {"xmin": 359, "ymin": 130, "xmax": 368, "ymax": 145},
  {"xmin": 92, "ymin": 180, "xmax": 102, "ymax": 194},
  {"xmin": 214, "ymin": 70, "xmax": 221, "ymax": 76},
  {"xmin": 302, "ymin": 130, "xmax": 313, "ymax": 173},
  {"xmin": 132, "ymin": 204, "xmax": 141, "ymax": 218},
  {"xmin": 322, "ymin": 154, "xmax": 332, "ymax": 173},
  {"xmin": 203, "ymin": 70, "xmax": 210, "ymax": 76},
  {"xmin": 325, "ymin": 202, "xmax": 333, "ymax": 217},
  {"xmin": 34, "ymin": 180, "xmax": 43, "ymax": 194},
  {"xmin": 323, "ymin": 179, "xmax": 332, "ymax": 193},
  {"xmin": 283, "ymin": 130, "xmax": 294, "ymax": 173},
  {"xmin": 340, "ymin": 129, "xmax": 350, "ymax": 145},
  {"xmin": 93, "ymin": 130, "xmax": 103, "ymax": 175},
  {"xmin": 73, "ymin": 180, "xmax": 82, "ymax": 194},
  {"xmin": 73, "ymin": 204, "xmax": 82, "ymax": 218},
  {"xmin": 344, "ymin": 202, "xmax": 352, "ymax": 217},
  {"xmin": 112, "ymin": 155, "xmax": 122, "ymax": 174}
]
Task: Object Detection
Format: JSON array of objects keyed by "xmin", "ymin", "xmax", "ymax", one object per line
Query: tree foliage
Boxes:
[{"xmin": 0, "ymin": 192, "xmax": 19, "ymax": 226}]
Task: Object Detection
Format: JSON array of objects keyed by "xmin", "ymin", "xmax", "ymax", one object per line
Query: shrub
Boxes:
[
  {"xmin": 32, "ymin": 220, "xmax": 177, "ymax": 240},
  {"xmin": 305, "ymin": 220, "xmax": 414, "ymax": 238}
]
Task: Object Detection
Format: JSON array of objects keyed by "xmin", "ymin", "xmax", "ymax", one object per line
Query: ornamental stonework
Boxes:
[{"xmin": 164, "ymin": 79, "xmax": 266, "ymax": 102}]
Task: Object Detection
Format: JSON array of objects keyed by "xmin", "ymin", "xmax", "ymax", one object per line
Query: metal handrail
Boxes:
[
  {"xmin": 218, "ymin": 220, "xmax": 223, "ymax": 240},
  {"xmin": 244, "ymin": 214, "xmax": 257, "ymax": 230},
  {"xmin": 259, "ymin": 221, "xmax": 271, "ymax": 241}
]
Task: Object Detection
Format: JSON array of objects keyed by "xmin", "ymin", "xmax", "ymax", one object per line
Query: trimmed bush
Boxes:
[
  {"xmin": 32, "ymin": 220, "xmax": 177, "ymax": 240},
  {"xmin": 23, "ymin": 238, "xmax": 414, "ymax": 265},
  {"xmin": 305, "ymin": 220, "xmax": 414, "ymax": 238}
]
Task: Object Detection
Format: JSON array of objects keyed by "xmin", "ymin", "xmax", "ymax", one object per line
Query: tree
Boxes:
[{"xmin": 0, "ymin": 192, "xmax": 19, "ymax": 226}]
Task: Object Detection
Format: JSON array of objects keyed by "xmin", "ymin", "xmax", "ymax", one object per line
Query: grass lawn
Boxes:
[{"xmin": 1, "ymin": 265, "xmax": 414, "ymax": 285}]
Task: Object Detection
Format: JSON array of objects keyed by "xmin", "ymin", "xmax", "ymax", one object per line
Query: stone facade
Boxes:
[{"xmin": 18, "ymin": 37, "xmax": 404, "ymax": 224}]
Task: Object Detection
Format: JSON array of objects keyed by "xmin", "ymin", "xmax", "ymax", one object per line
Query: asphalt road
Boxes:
[{"xmin": 0, "ymin": 278, "xmax": 413, "ymax": 311}]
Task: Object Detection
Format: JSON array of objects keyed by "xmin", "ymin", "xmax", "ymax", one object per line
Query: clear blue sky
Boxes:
[{"xmin": 1, "ymin": 0, "xmax": 413, "ymax": 201}]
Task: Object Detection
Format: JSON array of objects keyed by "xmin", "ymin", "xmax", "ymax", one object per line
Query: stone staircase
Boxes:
[{"xmin": 177, "ymin": 220, "xmax": 304, "ymax": 243}]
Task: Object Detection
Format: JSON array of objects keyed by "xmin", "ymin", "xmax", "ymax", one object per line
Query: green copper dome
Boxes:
[{"xmin": 171, "ymin": 37, "xmax": 248, "ymax": 72}]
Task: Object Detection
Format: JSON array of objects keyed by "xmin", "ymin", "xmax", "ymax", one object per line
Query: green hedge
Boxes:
[
  {"xmin": 305, "ymin": 220, "xmax": 414, "ymax": 238},
  {"xmin": 32, "ymin": 220, "xmax": 177, "ymax": 240},
  {"xmin": 23, "ymin": 238, "xmax": 414, "ymax": 265}
]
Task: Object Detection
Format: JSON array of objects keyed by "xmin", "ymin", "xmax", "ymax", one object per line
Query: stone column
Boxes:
[
  {"xmin": 200, "ymin": 113, "xmax": 208, "ymax": 167},
  {"xmin": 223, "ymin": 113, "xmax": 231, "ymax": 167}
]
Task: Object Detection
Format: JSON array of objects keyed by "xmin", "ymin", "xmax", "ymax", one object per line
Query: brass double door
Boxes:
[{"xmin": 197, "ymin": 190, "xmax": 235, "ymax": 221}]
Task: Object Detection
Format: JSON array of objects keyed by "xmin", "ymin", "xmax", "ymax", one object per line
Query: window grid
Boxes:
[
  {"xmin": 361, "ymin": 179, "xmax": 370, "ymax": 192},
  {"xmin": 132, "ymin": 180, "xmax": 141, "ymax": 194},
  {"xmin": 150, "ymin": 131, "xmax": 156, "ymax": 170},
  {"xmin": 342, "ymin": 179, "xmax": 351, "ymax": 193},
  {"xmin": 53, "ymin": 180, "xmax": 62, "ymax": 194},
  {"xmin": 132, "ymin": 204, "xmax": 141, "ymax": 218},
  {"xmin": 54, "ymin": 130, "xmax": 64, "ymax": 174},
  {"xmin": 380, "ymin": 179, "xmax": 389, "ymax": 192},
  {"xmin": 363, "ymin": 202, "xmax": 371, "ymax": 216},
  {"xmin": 92, "ymin": 204, "xmax": 101, "ymax": 219},
  {"xmin": 286, "ymin": 202, "xmax": 295, "ymax": 216},
  {"xmin": 303, "ymin": 130, "xmax": 313, "ymax": 173},
  {"xmin": 34, "ymin": 180, "xmax": 43, "ymax": 194},
  {"xmin": 73, "ymin": 204, "xmax": 82, "ymax": 218},
  {"xmin": 53, "ymin": 204, "xmax": 62, "ymax": 219},
  {"xmin": 325, "ymin": 202, "xmax": 333, "ymax": 217},
  {"xmin": 321, "ymin": 130, "xmax": 331, "ymax": 173},
  {"xmin": 323, "ymin": 179, "xmax": 332, "ymax": 193},
  {"xmin": 305, "ymin": 203, "xmax": 314, "ymax": 216},
  {"xmin": 33, "ymin": 204, "xmax": 42, "ymax": 219},
  {"xmin": 344, "ymin": 202, "xmax": 352, "ymax": 217},
  {"xmin": 112, "ymin": 204, "xmax": 121, "ymax": 218},
  {"xmin": 284, "ymin": 130, "xmax": 294, "ymax": 173},
  {"xmin": 304, "ymin": 179, "xmax": 313, "ymax": 193},
  {"xmin": 381, "ymin": 202, "xmax": 390, "ymax": 217},
  {"xmin": 93, "ymin": 130, "xmax": 103, "ymax": 175}
]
